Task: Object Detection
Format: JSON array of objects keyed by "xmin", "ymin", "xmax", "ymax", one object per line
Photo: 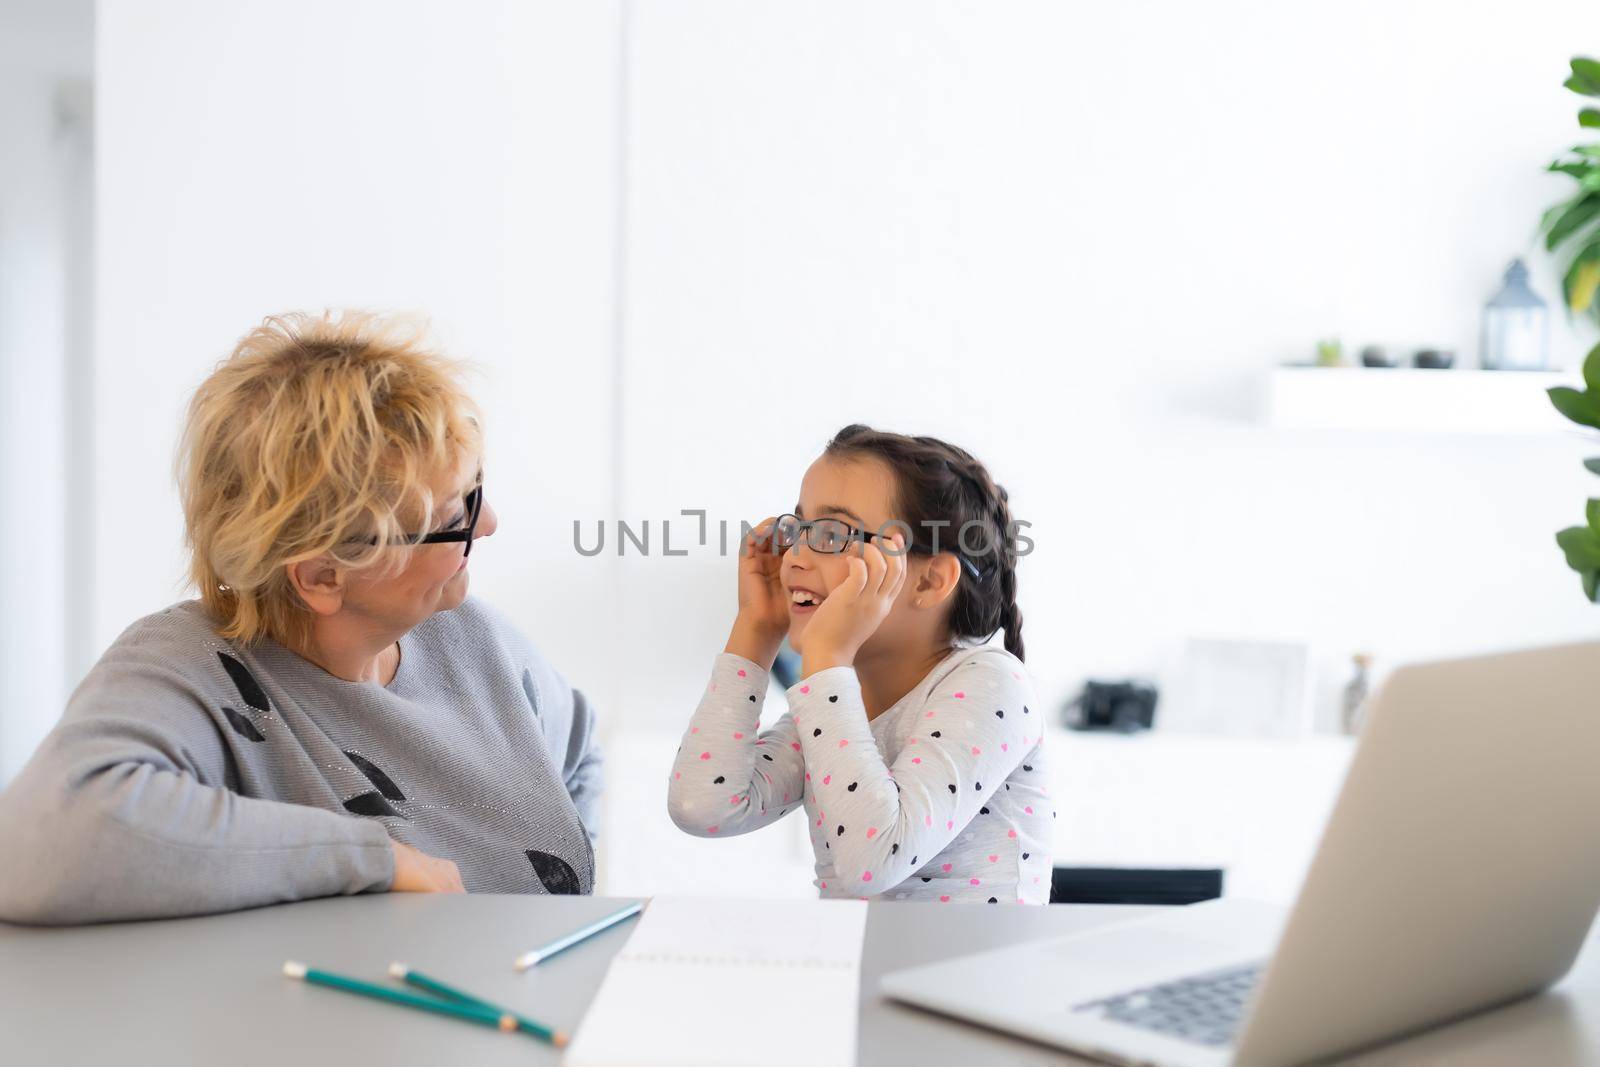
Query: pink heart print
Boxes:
[
  {"xmin": 737, "ymin": 668, "xmax": 746, "ymax": 677},
  {"xmin": 865, "ymin": 827, "xmax": 878, "ymax": 839},
  {"xmin": 699, "ymin": 752, "xmax": 711, "ymax": 760},
  {"xmin": 799, "ymin": 685, "xmax": 810, "ymax": 694},
  {"xmin": 822, "ymin": 775, "xmax": 831, "ymax": 785},
  {"xmin": 953, "ymin": 691, "xmax": 965, "ymax": 699},
  {"xmin": 942, "ymin": 863, "xmax": 953, "ymax": 872}
]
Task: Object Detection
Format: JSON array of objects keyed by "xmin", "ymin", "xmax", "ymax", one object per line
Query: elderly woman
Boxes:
[{"xmin": 0, "ymin": 312, "xmax": 601, "ymax": 924}]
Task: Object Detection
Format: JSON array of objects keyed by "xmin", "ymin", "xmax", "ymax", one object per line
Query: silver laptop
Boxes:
[{"xmin": 880, "ymin": 642, "xmax": 1600, "ymax": 1066}]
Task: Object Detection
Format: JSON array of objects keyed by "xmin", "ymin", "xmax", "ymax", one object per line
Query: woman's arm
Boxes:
[
  {"xmin": 666, "ymin": 654, "xmax": 807, "ymax": 837},
  {"xmin": 0, "ymin": 659, "xmax": 394, "ymax": 925},
  {"xmin": 519, "ymin": 655, "xmax": 605, "ymax": 840},
  {"xmin": 791, "ymin": 654, "xmax": 1035, "ymax": 894}
]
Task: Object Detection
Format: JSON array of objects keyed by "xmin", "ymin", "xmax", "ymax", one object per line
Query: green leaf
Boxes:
[
  {"xmin": 1550, "ymin": 161, "xmax": 1594, "ymax": 178},
  {"xmin": 1567, "ymin": 75, "xmax": 1600, "ymax": 97},
  {"xmin": 1585, "ymin": 457, "xmax": 1600, "ymax": 475},
  {"xmin": 1575, "ymin": 58, "xmax": 1600, "ymax": 91},
  {"xmin": 1563, "ymin": 243, "xmax": 1600, "ymax": 314},
  {"xmin": 1550, "ymin": 386, "xmax": 1600, "ymax": 428},
  {"xmin": 1557, "ymin": 525, "xmax": 1600, "ymax": 571},
  {"xmin": 1583, "ymin": 109, "xmax": 1600, "ymax": 129},
  {"xmin": 1571, "ymin": 144, "xmax": 1600, "ymax": 160},
  {"xmin": 1584, "ymin": 569, "xmax": 1600, "ymax": 602},
  {"xmin": 1543, "ymin": 198, "xmax": 1575, "ymax": 233},
  {"xmin": 1587, "ymin": 498, "xmax": 1600, "ymax": 533},
  {"xmin": 1549, "ymin": 196, "xmax": 1600, "ymax": 250},
  {"xmin": 1586, "ymin": 342, "xmax": 1600, "ymax": 394}
]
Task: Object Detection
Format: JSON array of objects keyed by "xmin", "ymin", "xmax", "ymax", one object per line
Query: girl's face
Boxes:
[{"xmin": 781, "ymin": 453, "xmax": 924, "ymax": 655}]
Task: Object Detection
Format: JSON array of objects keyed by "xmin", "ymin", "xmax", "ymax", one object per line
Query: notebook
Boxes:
[{"xmin": 564, "ymin": 896, "xmax": 870, "ymax": 1067}]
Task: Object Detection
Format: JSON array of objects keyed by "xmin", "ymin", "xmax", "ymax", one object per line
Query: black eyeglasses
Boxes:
[
  {"xmin": 771, "ymin": 513, "xmax": 984, "ymax": 580},
  {"xmin": 366, "ymin": 479, "xmax": 485, "ymax": 557}
]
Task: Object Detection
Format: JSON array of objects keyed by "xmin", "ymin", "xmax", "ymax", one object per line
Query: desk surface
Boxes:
[{"xmin": 3, "ymin": 895, "xmax": 1597, "ymax": 1066}]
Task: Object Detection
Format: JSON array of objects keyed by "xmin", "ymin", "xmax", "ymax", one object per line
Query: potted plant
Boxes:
[
  {"xmin": 1546, "ymin": 58, "xmax": 1600, "ymax": 598},
  {"xmin": 1542, "ymin": 57, "xmax": 1600, "ymax": 318}
]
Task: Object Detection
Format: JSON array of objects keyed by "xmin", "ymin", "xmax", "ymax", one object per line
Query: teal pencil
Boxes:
[
  {"xmin": 282, "ymin": 961, "xmax": 517, "ymax": 1034},
  {"xmin": 513, "ymin": 901, "xmax": 644, "ymax": 970},
  {"xmin": 388, "ymin": 962, "xmax": 568, "ymax": 1047}
]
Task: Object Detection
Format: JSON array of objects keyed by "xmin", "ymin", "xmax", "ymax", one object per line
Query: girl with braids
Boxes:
[{"xmin": 667, "ymin": 425, "xmax": 1053, "ymax": 903}]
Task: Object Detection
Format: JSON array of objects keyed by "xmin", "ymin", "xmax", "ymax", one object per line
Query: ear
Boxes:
[
  {"xmin": 910, "ymin": 553, "xmax": 962, "ymax": 611},
  {"xmin": 286, "ymin": 556, "xmax": 346, "ymax": 617}
]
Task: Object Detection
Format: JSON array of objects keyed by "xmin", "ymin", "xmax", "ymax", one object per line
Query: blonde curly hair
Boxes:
[{"xmin": 176, "ymin": 311, "xmax": 483, "ymax": 648}]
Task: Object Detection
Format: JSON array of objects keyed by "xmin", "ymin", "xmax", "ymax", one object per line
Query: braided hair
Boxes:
[{"xmin": 824, "ymin": 424, "xmax": 1026, "ymax": 661}]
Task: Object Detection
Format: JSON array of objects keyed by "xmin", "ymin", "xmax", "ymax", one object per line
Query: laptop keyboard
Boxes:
[{"xmin": 1071, "ymin": 961, "xmax": 1264, "ymax": 1047}]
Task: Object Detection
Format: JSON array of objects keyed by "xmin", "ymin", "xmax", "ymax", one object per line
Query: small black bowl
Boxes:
[
  {"xmin": 1413, "ymin": 349, "xmax": 1455, "ymax": 370},
  {"xmin": 1361, "ymin": 346, "xmax": 1398, "ymax": 368}
]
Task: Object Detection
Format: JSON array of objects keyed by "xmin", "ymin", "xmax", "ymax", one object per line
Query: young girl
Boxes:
[{"xmin": 667, "ymin": 425, "xmax": 1052, "ymax": 903}]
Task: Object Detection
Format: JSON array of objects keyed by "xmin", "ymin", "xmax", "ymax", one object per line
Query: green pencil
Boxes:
[
  {"xmin": 388, "ymin": 962, "xmax": 569, "ymax": 1047},
  {"xmin": 282, "ymin": 961, "xmax": 518, "ymax": 1034}
]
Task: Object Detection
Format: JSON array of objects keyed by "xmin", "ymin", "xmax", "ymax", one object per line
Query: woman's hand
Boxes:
[
  {"xmin": 724, "ymin": 516, "xmax": 790, "ymax": 668},
  {"xmin": 389, "ymin": 839, "xmax": 466, "ymax": 893},
  {"xmin": 800, "ymin": 534, "xmax": 908, "ymax": 676}
]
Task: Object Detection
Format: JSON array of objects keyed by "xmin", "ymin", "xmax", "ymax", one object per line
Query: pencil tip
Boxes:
[
  {"xmin": 282, "ymin": 961, "xmax": 307, "ymax": 979},
  {"xmin": 512, "ymin": 953, "xmax": 537, "ymax": 971}
]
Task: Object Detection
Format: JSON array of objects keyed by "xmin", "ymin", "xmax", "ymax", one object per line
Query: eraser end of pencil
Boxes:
[
  {"xmin": 387, "ymin": 962, "xmax": 408, "ymax": 979},
  {"xmin": 282, "ymin": 961, "xmax": 307, "ymax": 979},
  {"xmin": 553, "ymin": 1031, "xmax": 570, "ymax": 1048}
]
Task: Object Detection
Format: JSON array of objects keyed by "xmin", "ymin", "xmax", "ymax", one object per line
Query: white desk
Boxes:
[{"xmin": 3, "ymin": 894, "xmax": 1597, "ymax": 1065}]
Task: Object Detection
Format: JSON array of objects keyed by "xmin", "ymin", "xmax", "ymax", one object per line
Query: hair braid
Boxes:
[{"xmin": 825, "ymin": 424, "xmax": 1026, "ymax": 662}]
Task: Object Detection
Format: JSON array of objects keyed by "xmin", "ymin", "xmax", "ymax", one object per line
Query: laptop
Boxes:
[{"xmin": 879, "ymin": 642, "xmax": 1600, "ymax": 1066}]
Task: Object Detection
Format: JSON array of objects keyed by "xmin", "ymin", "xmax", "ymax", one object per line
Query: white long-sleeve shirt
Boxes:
[{"xmin": 667, "ymin": 645, "xmax": 1053, "ymax": 903}]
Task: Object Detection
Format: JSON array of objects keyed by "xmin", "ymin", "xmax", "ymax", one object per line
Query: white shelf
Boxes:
[{"xmin": 1267, "ymin": 366, "xmax": 1580, "ymax": 434}]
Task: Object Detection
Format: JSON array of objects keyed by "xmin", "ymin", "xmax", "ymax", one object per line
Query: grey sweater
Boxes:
[{"xmin": 0, "ymin": 597, "xmax": 602, "ymax": 925}]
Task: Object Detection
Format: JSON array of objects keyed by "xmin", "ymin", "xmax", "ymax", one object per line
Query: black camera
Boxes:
[{"xmin": 1064, "ymin": 680, "xmax": 1159, "ymax": 733}]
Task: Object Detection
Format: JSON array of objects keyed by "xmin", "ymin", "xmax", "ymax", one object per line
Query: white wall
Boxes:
[
  {"xmin": 92, "ymin": 0, "xmax": 621, "ymax": 690},
  {"xmin": 0, "ymin": 0, "xmax": 93, "ymax": 781},
  {"xmin": 47, "ymin": 0, "xmax": 1600, "ymax": 898},
  {"xmin": 617, "ymin": 0, "xmax": 1600, "ymax": 737}
]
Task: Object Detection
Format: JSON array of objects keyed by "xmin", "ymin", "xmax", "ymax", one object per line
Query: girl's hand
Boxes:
[
  {"xmin": 800, "ymin": 533, "xmax": 908, "ymax": 675},
  {"xmin": 725, "ymin": 516, "xmax": 789, "ymax": 668}
]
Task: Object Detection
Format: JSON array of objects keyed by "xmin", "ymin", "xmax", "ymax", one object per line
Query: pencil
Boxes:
[
  {"xmin": 512, "ymin": 900, "xmax": 644, "ymax": 971},
  {"xmin": 388, "ymin": 962, "xmax": 568, "ymax": 1047},
  {"xmin": 282, "ymin": 961, "xmax": 517, "ymax": 1033}
]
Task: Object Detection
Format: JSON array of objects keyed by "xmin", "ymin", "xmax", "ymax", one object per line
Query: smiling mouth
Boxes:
[{"xmin": 789, "ymin": 588, "xmax": 824, "ymax": 610}]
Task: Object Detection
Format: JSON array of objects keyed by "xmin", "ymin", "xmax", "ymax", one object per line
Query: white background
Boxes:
[{"xmin": 4, "ymin": 0, "xmax": 1600, "ymax": 898}]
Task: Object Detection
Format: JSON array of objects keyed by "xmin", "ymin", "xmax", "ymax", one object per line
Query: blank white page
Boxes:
[{"xmin": 564, "ymin": 896, "xmax": 870, "ymax": 1067}]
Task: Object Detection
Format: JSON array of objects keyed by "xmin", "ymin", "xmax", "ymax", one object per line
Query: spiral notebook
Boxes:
[{"xmin": 564, "ymin": 896, "xmax": 870, "ymax": 1067}]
